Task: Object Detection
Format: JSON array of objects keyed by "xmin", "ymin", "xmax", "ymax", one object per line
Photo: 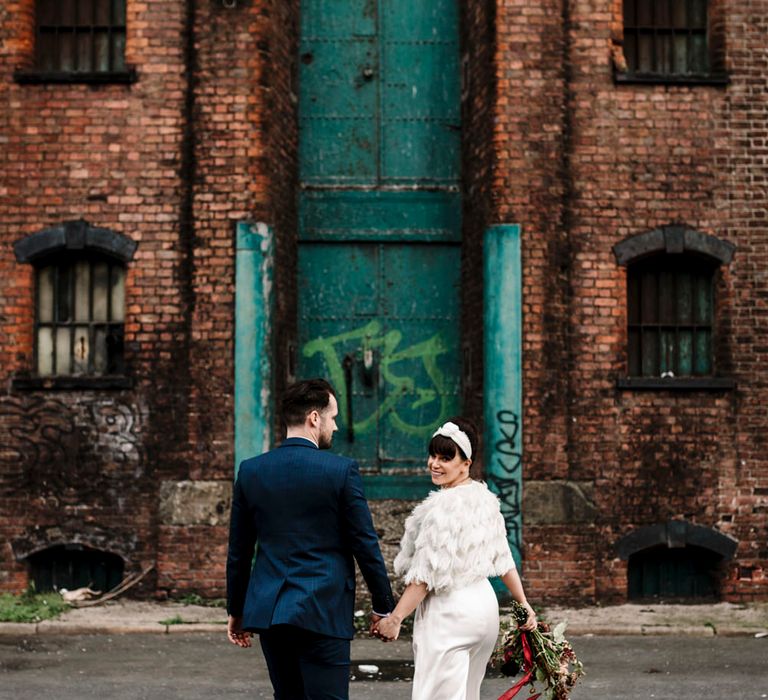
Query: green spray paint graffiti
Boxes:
[{"xmin": 303, "ymin": 320, "xmax": 453, "ymax": 438}]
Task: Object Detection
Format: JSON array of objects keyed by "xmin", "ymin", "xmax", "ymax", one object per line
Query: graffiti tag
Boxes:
[
  {"xmin": 302, "ymin": 320, "xmax": 455, "ymax": 438},
  {"xmin": 485, "ymin": 409, "xmax": 522, "ymax": 562}
]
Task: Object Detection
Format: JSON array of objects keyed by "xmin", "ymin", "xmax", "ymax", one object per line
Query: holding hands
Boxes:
[{"xmin": 373, "ymin": 613, "xmax": 402, "ymax": 641}]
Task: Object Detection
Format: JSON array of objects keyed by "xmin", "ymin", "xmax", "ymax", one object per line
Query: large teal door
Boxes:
[
  {"xmin": 297, "ymin": 0, "xmax": 461, "ymax": 496},
  {"xmin": 298, "ymin": 243, "xmax": 460, "ymax": 474},
  {"xmin": 299, "ymin": 0, "xmax": 460, "ymax": 185}
]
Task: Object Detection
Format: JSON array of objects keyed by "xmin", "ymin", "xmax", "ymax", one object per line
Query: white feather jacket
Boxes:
[{"xmin": 393, "ymin": 480, "xmax": 515, "ymax": 594}]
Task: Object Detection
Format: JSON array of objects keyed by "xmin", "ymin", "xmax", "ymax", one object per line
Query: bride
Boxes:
[{"xmin": 376, "ymin": 417, "xmax": 537, "ymax": 700}]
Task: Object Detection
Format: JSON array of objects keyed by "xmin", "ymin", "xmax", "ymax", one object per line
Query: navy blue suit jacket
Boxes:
[{"xmin": 226, "ymin": 437, "xmax": 395, "ymax": 639}]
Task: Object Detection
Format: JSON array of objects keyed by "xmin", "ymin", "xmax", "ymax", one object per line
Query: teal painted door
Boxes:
[
  {"xmin": 297, "ymin": 0, "xmax": 461, "ymax": 495},
  {"xmin": 299, "ymin": 0, "xmax": 460, "ymax": 185},
  {"xmin": 298, "ymin": 243, "xmax": 461, "ymax": 474}
]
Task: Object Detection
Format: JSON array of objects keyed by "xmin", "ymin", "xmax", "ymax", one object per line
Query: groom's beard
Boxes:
[{"xmin": 318, "ymin": 432, "xmax": 333, "ymax": 450}]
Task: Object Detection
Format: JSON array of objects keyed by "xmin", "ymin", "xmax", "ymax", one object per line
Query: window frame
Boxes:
[
  {"xmin": 33, "ymin": 252, "xmax": 127, "ymax": 379},
  {"xmin": 615, "ymin": 0, "xmax": 728, "ymax": 86},
  {"xmin": 12, "ymin": 220, "xmax": 137, "ymax": 391},
  {"xmin": 627, "ymin": 253, "xmax": 716, "ymax": 380},
  {"xmin": 14, "ymin": 0, "xmax": 136, "ymax": 85},
  {"xmin": 613, "ymin": 225, "xmax": 735, "ymax": 391}
]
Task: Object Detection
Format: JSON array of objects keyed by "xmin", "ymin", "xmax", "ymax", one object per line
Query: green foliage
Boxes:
[
  {"xmin": 0, "ymin": 589, "xmax": 70, "ymax": 623},
  {"xmin": 176, "ymin": 593, "xmax": 226, "ymax": 608},
  {"xmin": 493, "ymin": 602, "xmax": 585, "ymax": 700},
  {"xmin": 158, "ymin": 614, "xmax": 187, "ymax": 626}
]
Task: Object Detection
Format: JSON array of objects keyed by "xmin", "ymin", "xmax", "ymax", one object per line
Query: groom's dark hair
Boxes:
[{"xmin": 281, "ymin": 378, "xmax": 337, "ymax": 427}]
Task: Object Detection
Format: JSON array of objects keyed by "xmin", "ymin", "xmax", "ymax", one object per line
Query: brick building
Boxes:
[{"xmin": 1, "ymin": 0, "xmax": 766, "ymax": 604}]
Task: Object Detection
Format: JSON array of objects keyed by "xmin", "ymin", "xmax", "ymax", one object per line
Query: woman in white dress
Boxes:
[{"xmin": 376, "ymin": 417, "xmax": 537, "ymax": 700}]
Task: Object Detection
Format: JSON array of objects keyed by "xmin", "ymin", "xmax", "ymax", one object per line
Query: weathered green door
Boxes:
[
  {"xmin": 298, "ymin": 243, "xmax": 460, "ymax": 474},
  {"xmin": 297, "ymin": 0, "xmax": 461, "ymax": 496},
  {"xmin": 299, "ymin": 0, "xmax": 460, "ymax": 185}
]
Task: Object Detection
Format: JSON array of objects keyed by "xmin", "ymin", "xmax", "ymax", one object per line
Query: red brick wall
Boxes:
[
  {"xmin": 0, "ymin": 0, "xmax": 191, "ymax": 593},
  {"xmin": 490, "ymin": 0, "xmax": 766, "ymax": 602},
  {"xmin": 0, "ymin": 0, "xmax": 298, "ymax": 598},
  {"xmin": 716, "ymin": 1, "xmax": 768, "ymax": 598},
  {"xmin": 461, "ymin": 0, "xmax": 497, "ymax": 440},
  {"xmin": 156, "ymin": 0, "xmax": 299, "ymax": 597},
  {"xmin": 1, "ymin": 0, "xmax": 765, "ymax": 605}
]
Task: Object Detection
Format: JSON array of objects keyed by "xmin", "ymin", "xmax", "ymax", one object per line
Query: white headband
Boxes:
[{"xmin": 432, "ymin": 421, "xmax": 472, "ymax": 460}]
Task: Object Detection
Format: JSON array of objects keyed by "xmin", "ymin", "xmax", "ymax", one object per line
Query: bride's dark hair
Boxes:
[{"xmin": 428, "ymin": 416, "xmax": 479, "ymax": 461}]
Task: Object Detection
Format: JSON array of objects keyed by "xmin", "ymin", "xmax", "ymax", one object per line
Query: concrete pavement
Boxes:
[
  {"xmin": 1, "ymin": 599, "xmax": 766, "ymax": 637},
  {"xmin": 1, "ymin": 632, "xmax": 768, "ymax": 699},
  {"xmin": 1, "ymin": 599, "xmax": 766, "ymax": 699}
]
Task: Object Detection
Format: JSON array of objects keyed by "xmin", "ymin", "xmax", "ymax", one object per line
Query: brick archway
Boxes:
[{"xmin": 615, "ymin": 519, "xmax": 738, "ymax": 561}]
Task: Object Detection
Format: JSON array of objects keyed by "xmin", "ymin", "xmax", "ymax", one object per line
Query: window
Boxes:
[
  {"xmin": 35, "ymin": 0, "xmax": 126, "ymax": 74},
  {"xmin": 628, "ymin": 544, "xmax": 721, "ymax": 601},
  {"xmin": 627, "ymin": 254, "xmax": 715, "ymax": 378},
  {"xmin": 613, "ymin": 225, "xmax": 735, "ymax": 389},
  {"xmin": 622, "ymin": 0, "xmax": 710, "ymax": 78},
  {"xmin": 28, "ymin": 544, "xmax": 124, "ymax": 593},
  {"xmin": 35, "ymin": 254, "xmax": 126, "ymax": 376},
  {"xmin": 13, "ymin": 220, "xmax": 137, "ymax": 386}
]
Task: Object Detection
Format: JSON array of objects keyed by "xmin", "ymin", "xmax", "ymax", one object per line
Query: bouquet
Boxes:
[{"xmin": 492, "ymin": 601, "xmax": 585, "ymax": 700}]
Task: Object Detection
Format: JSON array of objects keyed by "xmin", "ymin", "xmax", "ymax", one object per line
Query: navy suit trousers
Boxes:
[{"xmin": 259, "ymin": 625, "xmax": 351, "ymax": 700}]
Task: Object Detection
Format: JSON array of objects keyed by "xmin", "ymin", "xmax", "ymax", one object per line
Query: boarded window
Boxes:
[
  {"xmin": 628, "ymin": 545, "xmax": 720, "ymax": 600},
  {"xmin": 35, "ymin": 0, "xmax": 127, "ymax": 73},
  {"xmin": 35, "ymin": 255, "xmax": 126, "ymax": 376},
  {"xmin": 623, "ymin": 0, "xmax": 710, "ymax": 76},
  {"xmin": 627, "ymin": 254, "xmax": 716, "ymax": 378},
  {"xmin": 28, "ymin": 544, "xmax": 124, "ymax": 593}
]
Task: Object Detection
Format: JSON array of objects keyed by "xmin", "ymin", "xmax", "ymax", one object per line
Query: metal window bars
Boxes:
[
  {"xmin": 623, "ymin": 0, "xmax": 709, "ymax": 76},
  {"xmin": 35, "ymin": 0, "xmax": 127, "ymax": 73}
]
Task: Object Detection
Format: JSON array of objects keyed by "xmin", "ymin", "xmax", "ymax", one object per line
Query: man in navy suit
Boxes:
[{"xmin": 226, "ymin": 378, "xmax": 395, "ymax": 699}]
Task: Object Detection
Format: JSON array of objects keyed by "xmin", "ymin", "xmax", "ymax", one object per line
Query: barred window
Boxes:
[
  {"xmin": 36, "ymin": 0, "xmax": 127, "ymax": 74},
  {"xmin": 627, "ymin": 255, "xmax": 715, "ymax": 378},
  {"xmin": 35, "ymin": 255, "xmax": 126, "ymax": 376},
  {"xmin": 623, "ymin": 0, "xmax": 709, "ymax": 77}
]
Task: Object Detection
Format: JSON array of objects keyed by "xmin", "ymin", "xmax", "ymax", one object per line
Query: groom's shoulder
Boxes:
[{"xmin": 310, "ymin": 448, "xmax": 356, "ymax": 470}]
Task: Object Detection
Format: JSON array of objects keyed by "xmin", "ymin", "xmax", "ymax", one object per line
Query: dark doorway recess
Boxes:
[
  {"xmin": 628, "ymin": 544, "xmax": 721, "ymax": 601},
  {"xmin": 28, "ymin": 544, "xmax": 124, "ymax": 593}
]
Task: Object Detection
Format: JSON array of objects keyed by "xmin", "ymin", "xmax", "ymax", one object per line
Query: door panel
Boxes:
[
  {"xmin": 299, "ymin": 0, "xmax": 460, "ymax": 186},
  {"xmin": 300, "ymin": 0, "xmax": 376, "ymax": 38},
  {"xmin": 380, "ymin": 0, "xmax": 460, "ymax": 183},
  {"xmin": 298, "ymin": 243, "xmax": 460, "ymax": 472},
  {"xmin": 299, "ymin": 0, "xmax": 378, "ymax": 184},
  {"xmin": 382, "ymin": 0, "xmax": 458, "ymax": 39},
  {"xmin": 297, "ymin": 0, "xmax": 462, "ymax": 491}
]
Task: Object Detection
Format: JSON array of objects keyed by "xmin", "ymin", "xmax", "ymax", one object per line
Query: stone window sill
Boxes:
[
  {"xmin": 616, "ymin": 377, "xmax": 736, "ymax": 391},
  {"xmin": 11, "ymin": 376, "xmax": 134, "ymax": 391},
  {"xmin": 14, "ymin": 68, "xmax": 137, "ymax": 85}
]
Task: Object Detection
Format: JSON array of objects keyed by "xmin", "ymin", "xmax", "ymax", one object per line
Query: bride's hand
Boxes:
[
  {"xmin": 376, "ymin": 615, "xmax": 401, "ymax": 641},
  {"xmin": 520, "ymin": 601, "xmax": 537, "ymax": 631}
]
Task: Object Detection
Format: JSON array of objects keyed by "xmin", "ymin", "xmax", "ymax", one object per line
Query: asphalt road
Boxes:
[{"xmin": 1, "ymin": 633, "xmax": 766, "ymax": 700}]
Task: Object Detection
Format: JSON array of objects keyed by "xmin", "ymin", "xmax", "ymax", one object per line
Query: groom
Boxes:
[{"xmin": 226, "ymin": 378, "xmax": 395, "ymax": 698}]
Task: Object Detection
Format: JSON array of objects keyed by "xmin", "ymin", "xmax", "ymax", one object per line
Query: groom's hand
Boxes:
[
  {"xmin": 227, "ymin": 615, "xmax": 253, "ymax": 648},
  {"xmin": 375, "ymin": 614, "xmax": 401, "ymax": 641},
  {"xmin": 369, "ymin": 613, "xmax": 383, "ymax": 638}
]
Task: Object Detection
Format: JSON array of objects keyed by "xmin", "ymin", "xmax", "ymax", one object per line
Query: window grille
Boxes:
[
  {"xmin": 627, "ymin": 255, "xmax": 715, "ymax": 377},
  {"xmin": 628, "ymin": 545, "xmax": 720, "ymax": 600},
  {"xmin": 35, "ymin": 254, "xmax": 126, "ymax": 376},
  {"xmin": 28, "ymin": 544, "xmax": 124, "ymax": 593},
  {"xmin": 35, "ymin": 0, "xmax": 127, "ymax": 74},
  {"xmin": 623, "ymin": 0, "xmax": 709, "ymax": 76}
]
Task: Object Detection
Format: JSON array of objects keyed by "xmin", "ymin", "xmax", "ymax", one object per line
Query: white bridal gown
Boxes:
[{"xmin": 394, "ymin": 480, "xmax": 516, "ymax": 700}]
